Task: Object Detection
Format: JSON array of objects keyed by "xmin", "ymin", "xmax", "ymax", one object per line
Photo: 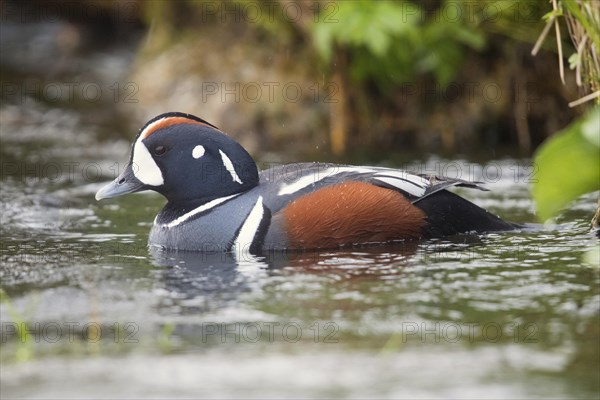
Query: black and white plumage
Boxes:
[{"xmin": 95, "ymin": 112, "xmax": 518, "ymax": 253}]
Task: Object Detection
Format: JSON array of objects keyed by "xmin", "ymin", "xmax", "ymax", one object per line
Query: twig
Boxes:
[
  {"xmin": 568, "ymin": 90, "xmax": 600, "ymax": 107},
  {"xmin": 575, "ymin": 35, "xmax": 588, "ymax": 86},
  {"xmin": 552, "ymin": 0, "xmax": 566, "ymax": 84},
  {"xmin": 532, "ymin": 18, "xmax": 554, "ymax": 56}
]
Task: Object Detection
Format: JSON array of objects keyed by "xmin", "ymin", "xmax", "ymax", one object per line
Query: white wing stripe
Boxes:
[
  {"xmin": 373, "ymin": 170, "xmax": 429, "ymax": 187},
  {"xmin": 374, "ymin": 174, "xmax": 426, "ymax": 189},
  {"xmin": 278, "ymin": 166, "xmax": 373, "ymax": 196},
  {"xmin": 373, "ymin": 177, "xmax": 427, "ymax": 197},
  {"xmin": 277, "ymin": 166, "xmax": 432, "ymax": 197}
]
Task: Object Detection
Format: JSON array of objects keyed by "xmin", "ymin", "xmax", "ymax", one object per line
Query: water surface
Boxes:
[{"xmin": 1, "ymin": 101, "xmax": 599, "ymax": 399}]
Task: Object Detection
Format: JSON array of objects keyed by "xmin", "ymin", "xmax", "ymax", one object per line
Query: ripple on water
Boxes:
[
  {"xmin": 1, "ymin": 129, "xmax": 599, "ymax": 399},
  {"xmin": 0, "ymin": 346, "xmax": 583, "ymax": 399}
]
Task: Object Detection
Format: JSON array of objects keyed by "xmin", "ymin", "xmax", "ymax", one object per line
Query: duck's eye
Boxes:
[{"xmin": 154, "ymin": 145, "xmax": 167, "ymax": 156}]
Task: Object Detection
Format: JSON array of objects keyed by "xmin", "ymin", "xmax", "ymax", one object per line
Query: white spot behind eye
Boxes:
[{"xmin": 192, "ymin": 145, "xmax": 205, "ymax": 159}]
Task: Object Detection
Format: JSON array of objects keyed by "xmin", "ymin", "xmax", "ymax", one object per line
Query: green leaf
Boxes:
[
  {"xmin": 542, "ymin": 8, "xmax": 563, "ymax": 22},
  {"xmin": 312, "ymin": 23, "xmax": 334, "ymax": 61},
  {"xmin": 532, "ymin": 106, "xmax": 600, "ymax": 221},
  {"xmin": 365, "ymin": 27, "xmax": 390, "ymax": 56},
  {"xmin": 568, "ymin": 53, "xmax": 579, "ymax": 70}
]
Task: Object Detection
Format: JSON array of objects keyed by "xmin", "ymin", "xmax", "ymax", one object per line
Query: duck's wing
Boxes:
[
  {"xmin": 259, "ymin": 163, "xmax": 489, "ymax": 210},
  {"xmin": 258, "ymin": 163, "xmax": 517, "ymax": 250},
  {"xmin": 358, "ymin": 168, "xmax": 489, "ymax": 203}
]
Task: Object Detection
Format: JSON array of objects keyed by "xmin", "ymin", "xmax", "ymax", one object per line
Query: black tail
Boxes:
[{"xmin": 414, "ymin": 190, "xmax": 520, "ymax": 238}]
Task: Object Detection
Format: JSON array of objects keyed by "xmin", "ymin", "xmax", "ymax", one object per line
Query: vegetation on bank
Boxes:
[
  {"xmin": 530, "ymin": 0, "xmax": 599, "ymax": 223},
  {"xmin": 133, "ymin": 0, "xmax": 579, "ymax": 157}
]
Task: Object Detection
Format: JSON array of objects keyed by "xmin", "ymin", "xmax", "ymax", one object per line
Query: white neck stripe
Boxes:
[
  {"xmin": 219, "ymin": 150, "xmax": 243, "ymax": 184},
  {"xmin": 161, "ymin": 193, "xmax": 241, "ymax": 228}
]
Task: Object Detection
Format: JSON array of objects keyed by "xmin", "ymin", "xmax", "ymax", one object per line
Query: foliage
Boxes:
[
  {"xmin": 531, "ymin": 1, "xmax": 599, "ymax": 223},
  {"xmin": 562, "ymin": 0, "xmax": 600, "ymax": 97},
  {"xmin": 311, "ymin": 0, "xmax": 485, "ymax": 88},
  {"xmin": 562, "ymin": 0, "xmax": 600, "ymax": 54},
  {"xmin": 532, "ymin": 106, "xmax": 600, "ymax": 221},
  {"xmin": 533, "ymin": 0, "xmax": 599, "ymax": 103}
]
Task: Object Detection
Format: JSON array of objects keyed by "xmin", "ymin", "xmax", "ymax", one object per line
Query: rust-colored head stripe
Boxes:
[{"xmin": 140, "ymin": 117, "xmax": 216, "ymax": 140}]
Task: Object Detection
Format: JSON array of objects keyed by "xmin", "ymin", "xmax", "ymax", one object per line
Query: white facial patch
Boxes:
[
  {"xmin": 219, "ymin": 150, "xmax": 243, "ymax": 184},
  {"xmin": 132, "ymin": 140, "xmax": 164, "ymax": 186},
  {"xmin": 192, "ymin": 145, "xmax": 205, "ymax": 159}
]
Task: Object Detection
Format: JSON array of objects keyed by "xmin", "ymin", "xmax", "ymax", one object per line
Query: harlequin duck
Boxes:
[{"xmin": 96, "ymin": 112, "xmax": 518, "ymax": 253}]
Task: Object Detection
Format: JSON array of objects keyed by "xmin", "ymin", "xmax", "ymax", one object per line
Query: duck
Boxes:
[{"xmin": 95, "ymin": 112, "xmax": 518, "ymax": 253}]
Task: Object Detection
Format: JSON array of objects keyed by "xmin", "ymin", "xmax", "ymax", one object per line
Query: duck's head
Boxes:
[{"xmin": 95, "ymin": 112, "xmax": 259, "ymax": 204}]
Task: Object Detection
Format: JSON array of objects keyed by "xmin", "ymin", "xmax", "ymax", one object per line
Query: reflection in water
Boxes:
[
  {"xmin": 149, "ymin": 247, "xmax": 271, "ymax": 313},
  {"xmin": 265, "ymin": 242, "xmax": 419, "ymax": 281},
  {"xmin": 150, "ymin": 242, "xmax": 421, "ymax": 300},
  {"xmin": 146, "ymin": 243, "xmax": 422, "ymax": 317}
]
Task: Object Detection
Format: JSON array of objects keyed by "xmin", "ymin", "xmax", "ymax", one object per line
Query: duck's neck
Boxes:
[{"xmin": 154, "ymin": 193, "xmax": 244, "ymax": 226}]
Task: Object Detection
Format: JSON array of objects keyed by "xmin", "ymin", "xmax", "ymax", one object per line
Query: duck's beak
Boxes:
[{"xmin": 95, "ymin": 164, "xmax": 147, "ymax": 200}]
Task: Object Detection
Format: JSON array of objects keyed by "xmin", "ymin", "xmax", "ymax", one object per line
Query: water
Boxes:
[
  {"xmin": 1, "ymin": 16, "xmax": 599, "ymax": 400},
  {"xmin": 1, "ymin": 101, "xmax": 599, "ymax": 399}
]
